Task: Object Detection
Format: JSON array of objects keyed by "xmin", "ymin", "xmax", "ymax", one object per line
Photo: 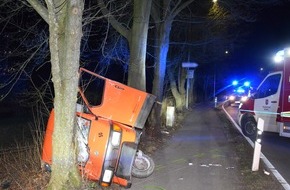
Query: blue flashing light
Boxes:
[
  {"xmin": 237, "ymin": 87, "xmax": 245, "ymax": 93},
  {"xmin": 244, "ymin": 81, "xmax": 250, "ymax": 87},
  {"xmin": 232, "ymin": 80, "xmax": 238, "ymax": 86}
]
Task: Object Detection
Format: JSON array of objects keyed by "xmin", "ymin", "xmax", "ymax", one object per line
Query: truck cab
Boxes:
[
  {"xmin": 42, "ymin": 68, "xmax": 156, "ymax": 188},
  {"xmin": 238, "ymin": 48, "xmax": 290, "ymax": 138}
]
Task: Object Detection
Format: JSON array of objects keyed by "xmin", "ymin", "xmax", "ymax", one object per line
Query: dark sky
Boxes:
[{"xmin": 228, "ymin": 2, "xmax": 290, "ymax": 87}]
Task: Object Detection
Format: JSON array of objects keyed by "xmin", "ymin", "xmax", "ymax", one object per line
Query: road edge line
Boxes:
[{"xmin": 221, "ymin": 104, "xmax": 290, "ymax": 190}]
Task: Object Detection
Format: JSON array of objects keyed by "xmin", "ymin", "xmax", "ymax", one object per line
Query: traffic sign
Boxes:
[
  {"xmin": 187, "ymin": 70, "xmax": 194, "ymax": 78},
  {"xmin": 182, "ymin": 62, "xmax": 198, "ymax": 68}
]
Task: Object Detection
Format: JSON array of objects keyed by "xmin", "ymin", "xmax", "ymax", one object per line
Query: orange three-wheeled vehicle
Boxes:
[{"xmin": 42, "ymin": 68, "xmax": 156, "ymax": 188}]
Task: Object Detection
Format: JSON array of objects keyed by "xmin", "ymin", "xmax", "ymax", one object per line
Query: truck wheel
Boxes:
[
  {"xmin": 132, "ymin": 151, "xmax": 155, "ymax": 178},
  {"xmin": 242, "ymin": 117, "xmax": 257, "ymax": 138}
]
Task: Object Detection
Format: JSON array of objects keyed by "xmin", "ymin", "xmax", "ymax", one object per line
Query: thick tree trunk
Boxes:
[
  {"xmin": 45, "ymin": 1, "xmax": 84, "ymax": 189},
  {"xmin": 127, "ymin": 0, "xmax": 152, "ymax": 91},
  {"xmin": 97, "ymin": 0, "xmax": 151, "ymax": 91},
  {"xmin": 147, "ymin": 20, "xmax": 172, "ymax": 137},
  {"xmin": 168, "ymin": 69, "xmax": 186, "ymax": 112}
]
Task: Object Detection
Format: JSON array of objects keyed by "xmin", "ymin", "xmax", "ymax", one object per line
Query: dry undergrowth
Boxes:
[{"xmin": 0, "ymin": 143, "xmax": 49, "ymax": 189}]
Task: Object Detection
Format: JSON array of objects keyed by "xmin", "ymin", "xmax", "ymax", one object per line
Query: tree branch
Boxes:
[
  {"xmin": 26, "ymin": 0, "xmax": 49, "ymax": 24},
  {"xmin": 151, "ymin": 1, "xmax": 161, "ymax": 23},
  {"xmin": 171, "ymin": 0, "xmax": 194, "ymax": 18},
  {"xmin": 97, "ymin": 0, "xmax": 130, "ymax": 41}
]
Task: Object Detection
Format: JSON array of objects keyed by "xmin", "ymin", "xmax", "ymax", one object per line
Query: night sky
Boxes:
[{"xmin": 228, "ymin": 2, "xmax": 290, "ymax": 87}]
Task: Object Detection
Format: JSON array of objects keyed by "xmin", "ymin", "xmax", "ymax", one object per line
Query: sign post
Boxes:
[{"xmin": 182, "ymin": 62, "xmax": 198, "ymax": 109}]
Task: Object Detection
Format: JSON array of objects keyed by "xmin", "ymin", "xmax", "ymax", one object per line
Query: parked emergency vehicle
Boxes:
[{"xmin": 238, "ymin": 48, "xmax": 290, "ymax": 138}]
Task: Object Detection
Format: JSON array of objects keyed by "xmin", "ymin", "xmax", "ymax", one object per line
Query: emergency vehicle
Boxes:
[{"xmin": 238, "ymin": 48, "xmax": 290, "ymax": 138}]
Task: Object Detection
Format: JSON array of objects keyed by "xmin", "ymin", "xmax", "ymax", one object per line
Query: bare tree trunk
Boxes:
[
  {"xmin": 168, "ymin": 68, "xmax": 186, "ymax": 112},
  {"xmin": 98, "ymin": 0, "xmax": 152, "ymax": 91},
  {"xmin": 147, "ymin": 0, "xmax": 194, "ymax": 136},
  {"xmin": 147, "ymin": 19, "xmax": 171, "ymax": 136},
  {"xmin": 127, "ymin": 0, "xmax": 152, "ymax": 91},
  {"xmin": 27, "ymin": 0, "xmax": 84, "ymax": 189}
]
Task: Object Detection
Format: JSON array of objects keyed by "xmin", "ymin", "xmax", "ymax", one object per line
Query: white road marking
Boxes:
[{"xmin": 222, "ymin": 104, "xmax": 290, "ymax": 190}]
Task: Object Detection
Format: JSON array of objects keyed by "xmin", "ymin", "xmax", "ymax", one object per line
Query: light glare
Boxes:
[
  {"xmin": 244, "ymin": 81, "xmax": 250, "ymax": 87},
  {"xmin": 232, "ymin": 80, "xmax": 238, "ymax": 86},
  {"xmin": 273, "ymin": 50, "xmax": 284, "ymax": 63}
]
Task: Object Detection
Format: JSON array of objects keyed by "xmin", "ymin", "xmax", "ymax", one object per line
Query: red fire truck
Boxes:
[{"xmin": 238, "ymin": 48, "xmax": 290, "ymax": 138}]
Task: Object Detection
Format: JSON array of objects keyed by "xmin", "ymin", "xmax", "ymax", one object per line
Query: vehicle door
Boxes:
[{"xmin": 253, "ymin": 72, "xmax": 282, "ymax": 132}]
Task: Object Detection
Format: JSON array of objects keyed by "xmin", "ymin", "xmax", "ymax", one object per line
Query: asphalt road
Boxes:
[
  {"xmin": 130, "ymin": 104, "xmax": 245, "ymax": 190},
  {"xmin": 225, "ymin": 105, "xmax": 290, "ymax": 187}
]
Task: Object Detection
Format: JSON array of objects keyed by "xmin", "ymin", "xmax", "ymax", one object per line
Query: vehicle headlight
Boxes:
[
  {"xmin": 100, "ymin": 123, "xmax": 123, "ymax": 186},
  {"xmin": 102, "ymin": 169, "xmax": 114, "ymax": 183},
  {"xmin": 229, "ymin": 95, "xmax": 235, "ymax": 101},
  {"xmin": 111, "ymin": 124, "xmax": 121, "ymax": 146},
  {"xmin": 241, "ymin": 96, "xmax": 248, "ymax": 102},
  {"xmin": 111, "ymin": 131, "xmax": 121, "ymax": 146}
]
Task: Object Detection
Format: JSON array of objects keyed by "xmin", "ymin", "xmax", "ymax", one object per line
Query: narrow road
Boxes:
[
  {"xmin": 131, "ymin": 104, "xmax": 244, "ymax": 190},
  {"xmin": 225, "ymin": 105, "xmax": 290, "ymax": 188}
]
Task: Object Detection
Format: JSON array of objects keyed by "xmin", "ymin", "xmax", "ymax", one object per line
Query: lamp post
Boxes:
[{"xmin": 182, "ymin": 62, "xmax": 198, "ymax": 109}]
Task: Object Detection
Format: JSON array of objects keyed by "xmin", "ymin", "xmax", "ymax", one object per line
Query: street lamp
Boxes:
[{"xmin": 213, "ymin": 0, "xmax": 217, "ymax": 3}]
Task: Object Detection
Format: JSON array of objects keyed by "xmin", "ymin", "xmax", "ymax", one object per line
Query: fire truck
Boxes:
[
  {"xmin": 42, "ymin": 68, "xmax": 156, "ymax": 188},
  {"xmin": 238, "ymin": 48, "xmax": 290, "ymax": 138}
]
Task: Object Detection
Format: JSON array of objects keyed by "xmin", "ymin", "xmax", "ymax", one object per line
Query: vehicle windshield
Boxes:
[{"xmin": 254, "ymin": 73, "xmax": 281, "ymax": 99}]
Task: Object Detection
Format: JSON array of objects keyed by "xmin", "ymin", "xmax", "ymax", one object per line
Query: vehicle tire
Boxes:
[
  {"xmin": 132, "ymin": 152, "xmax": 155, "ymax": 178},
  {"xmin": 241, "ymin": 117, "xmax": 257, "ymax": 138}
]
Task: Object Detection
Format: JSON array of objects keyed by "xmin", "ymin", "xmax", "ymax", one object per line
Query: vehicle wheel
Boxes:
[
  {"xmin": 132, "ymin": 151, "xmax": 155, "ymax": 178},
  {"xmin": 242, "ymin": 117, "xmax": 257, "ymax": 138}
]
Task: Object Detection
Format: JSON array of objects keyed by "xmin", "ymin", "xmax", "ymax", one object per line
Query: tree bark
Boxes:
[
  {"xmin": 168, "ymin": 69, "xmax": 186, "ymax": 112},
  {"xmin": 26, "ymin": 0, "xmax": 84, "ymax": 189},
  {"xmin": 148, "ymin": 0, "xmax": 194, "ymax": 136},
  {"xmin": 127, "ymin": 0, "xmax": 152, "ymax": 91},
  {"xmin": 98, "ymin": 0, "xmax": 152, "ymax": 91}
]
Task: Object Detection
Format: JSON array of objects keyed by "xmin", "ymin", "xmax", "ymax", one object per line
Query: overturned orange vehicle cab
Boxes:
[{"xmin": 42, "ymin": 68, "xmax": 156, "ymax": 188}]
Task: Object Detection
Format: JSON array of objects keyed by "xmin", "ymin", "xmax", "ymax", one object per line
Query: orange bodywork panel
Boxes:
[
  {"xmin": 42, "ymin": 109, "xmax": 137, "ymax": 187},
  {"xmin": 42, "ymin": 109, "xmax": 54, "ymax": 164},
  {"xmin": 81, "ymin": 116, "xmax": 136, "ymax": 181},
  {"xmin": 42, "ymin": 68, "xmax": 156, "ymax": 188},
  {"xmin": 79, "ymin": 68, "xmax": 156, "ymax": 129}
]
